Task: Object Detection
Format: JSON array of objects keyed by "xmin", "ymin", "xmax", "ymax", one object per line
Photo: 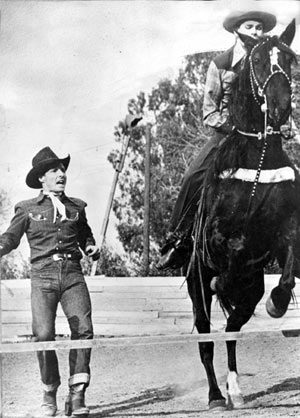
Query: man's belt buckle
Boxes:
[{"xmin": 53, "ymin": 253, "xmax": 71, "ymax": 261}]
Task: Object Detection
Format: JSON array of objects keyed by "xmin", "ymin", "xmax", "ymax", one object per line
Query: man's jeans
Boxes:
[{"xmin": 31, "ymin": 258, "xmax": 93, "ymax": 391}]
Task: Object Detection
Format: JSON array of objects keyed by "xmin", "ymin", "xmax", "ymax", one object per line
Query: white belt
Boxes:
[{"xmin": 219, "ymin": 166, "xmax": 295, "ymax": 183}]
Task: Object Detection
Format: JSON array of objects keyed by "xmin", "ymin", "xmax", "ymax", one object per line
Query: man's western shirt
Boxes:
[{"xmin": 0, "ymin": 192, "xmax": 96, "ymax": 263}]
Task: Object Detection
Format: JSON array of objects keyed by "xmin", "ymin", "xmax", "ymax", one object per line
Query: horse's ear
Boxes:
[
  {"xmin": 236, "ymin": 33, "xmax": 258, "ymax": 53},
  {"xmin": 279, "ymin": 19, "xmax": 296, "ymax": 46}
]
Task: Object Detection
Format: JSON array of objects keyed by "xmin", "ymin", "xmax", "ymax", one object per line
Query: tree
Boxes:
[
  {"xmin": 0, "ymin": 252, "xmax": 31, "ymax": 280},
  {"xmin": 108, "ymin": 52, "xmax": 217, "ymax": 275},
  {"xmin": 282, "ymin": 61, "xmax": 300, "ymax": 169},
  {"xmin": 81, "ymin": 244, "xmax": 130, "ymax": 277},
  {"xmin": 0, "ymin": 189, "xmax": 31, "ymax": 279}
]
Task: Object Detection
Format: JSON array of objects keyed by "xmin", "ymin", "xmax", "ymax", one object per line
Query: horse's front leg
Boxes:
[
  {"xmin": 225, "ymin": 269, "xmax": 264, "ymax": 409},
  {"xmin": 188, "ymin": 264, "xmax": 226, "ymax": 410},
  {"xmin": 266, "ymin": 215, "xmax": 298, "ymax": 318},
  {"xmin": 266, "ymin": 244, "xmax": 295, "ymax": 317},
  {"xmin": 195, "ymin": 302, "xmax": 227, "ymax": 410}
]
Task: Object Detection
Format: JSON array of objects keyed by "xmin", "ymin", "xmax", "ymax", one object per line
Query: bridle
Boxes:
[
  {"xmin": 249, "ymin": 39, "xmax": 292, "ymax": 105},
  {"xmin": 238, "ymin": 39, "xmax": 295, "ymax": 215},
  {"xmin": 237, "ymin": 38, "xmax": 294, "ymax": 141}
]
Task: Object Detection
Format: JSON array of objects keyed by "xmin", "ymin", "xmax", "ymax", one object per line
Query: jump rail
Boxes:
[{"xmin": 1, "ymin": 328, "xmax": 300, "ymax": 354}]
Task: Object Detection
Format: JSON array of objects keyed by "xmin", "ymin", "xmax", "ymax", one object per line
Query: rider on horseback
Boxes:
[{"xmin": 157, "ymin": 9, "xmax": 298, "ymax": 271}]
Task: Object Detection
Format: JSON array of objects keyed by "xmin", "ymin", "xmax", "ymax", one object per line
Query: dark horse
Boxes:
[{"xmin": 186, "ymin": 19, "xmax": 300, "ymax": 410}]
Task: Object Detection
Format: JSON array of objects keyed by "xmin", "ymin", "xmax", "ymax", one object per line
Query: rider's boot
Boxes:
[{"xmin": 156, "ymin": 233, "xmax": 192, "ymax": 270}]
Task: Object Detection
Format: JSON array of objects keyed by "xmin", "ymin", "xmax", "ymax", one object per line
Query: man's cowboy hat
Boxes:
[
  {"xmin": 26, "ymin": 146, "xmax": 70, "ymax": 189},
  {"xmin": 223, "ymin": 10, "xmax": 277, "ymax": 33}
]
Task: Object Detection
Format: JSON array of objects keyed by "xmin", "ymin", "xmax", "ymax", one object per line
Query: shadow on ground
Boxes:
[
  {"xmin": 244, "ymin": 377, "xmax": 300, "ymax": 403},
  {"xmin": 88, "ymin": 384, "xmax": 207, "ymax": 417},
  {"xmin": 87, "ymin": 378, "xmax": 300, "ymax": 417}
]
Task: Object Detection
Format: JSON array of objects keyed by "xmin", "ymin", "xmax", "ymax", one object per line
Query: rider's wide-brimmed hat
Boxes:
[
  {"xmin": 26, "ymin": 146, "xmax": 70, "ymax": 189},
  {"xmin": 223, "ymin": 10, "xmax": 277, "ymax": 33}
]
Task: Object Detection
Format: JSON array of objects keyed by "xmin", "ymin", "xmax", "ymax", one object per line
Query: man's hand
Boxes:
[
  {"xmin": 85, "ymin": 245, "xmax": 100, "ymax": 261},
  {"xmin": 218, "ymin": 120, "xmax": 235, "ymax": 135}
]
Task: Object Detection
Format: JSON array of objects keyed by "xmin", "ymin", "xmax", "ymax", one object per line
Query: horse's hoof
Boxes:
[
  {"xmin": 227, "ymin": 393, "xmax": 244, "ymax": 409},
  {"xmin": 266, "ymin": 286, "xmax": 291, "ymax": 318},
  {"xmin": 266, "ymin": 295, "xmax": 286, "ymax": 318},
  {"xmin": 208, "ymin": 399, "xmax": 227, "ymax": 411}
]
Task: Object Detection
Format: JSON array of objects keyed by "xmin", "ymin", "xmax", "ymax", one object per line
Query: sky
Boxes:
[{"xmin": 0, "ymin": 0, "xmax": 299, "ymax": 256}]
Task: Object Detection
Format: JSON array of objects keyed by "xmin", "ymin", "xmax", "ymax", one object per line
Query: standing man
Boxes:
[
  {"xmin": 157, "ymin": 10, "xmax": 281, "ymax": 271},
  {"xmin": 0, "ymin": 147, "xmax": 100, "ymax": 417}
]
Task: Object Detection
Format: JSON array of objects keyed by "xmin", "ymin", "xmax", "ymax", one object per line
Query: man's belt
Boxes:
[{"xmin": 52, "ymin": 253, "xmax": 75, "ymax": 261}]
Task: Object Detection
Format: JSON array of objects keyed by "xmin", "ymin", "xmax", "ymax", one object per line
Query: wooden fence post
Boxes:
[
  {"xmin": 90, "ymin": 114, "xmax": 142, "ymax": 276},
  {"xmin": 143, "ymin": 124, "xmax": 151, "ymax": 276}
]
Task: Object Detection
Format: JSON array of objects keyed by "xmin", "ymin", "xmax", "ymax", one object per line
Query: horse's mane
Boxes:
[
  {"xmin": 209, "ymin": 37, "xmax": 264, "ymax": 180},
  {"xmin": 201, "ymin": 133, "xmax": 252, "ymax": 193},
  {"xmin": 209, "ymin": 55, "xmax": 257, "ymax": 180}
]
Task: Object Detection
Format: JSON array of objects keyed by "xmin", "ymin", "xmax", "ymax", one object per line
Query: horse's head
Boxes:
[{"xmin": 248, "ymin": 19, "xmax": 297, "ymax": 131}]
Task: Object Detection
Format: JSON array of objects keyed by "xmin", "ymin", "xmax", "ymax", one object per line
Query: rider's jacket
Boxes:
[{"xmin": 203, "ymin": 39, "xmax": 246, "ymax": 132}]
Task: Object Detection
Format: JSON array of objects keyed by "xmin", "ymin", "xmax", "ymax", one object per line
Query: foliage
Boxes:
[
  {"xmin": 81, "ymin": 244, "xmax": 130, "ymax": 277},
  {"xmin": 108, "ymin": 52, "xmax": 219, "ymax": 275},
  {"xmin": 0, "ymin": 189, "xmax": 31, "ymax": 279},
  {"xmin": 0, "ymin": 252, "xmax": 31, "ymax": 280},
  {"xmin": 281, "ymin": 61, "xmax": 300, "ymax": 170}
]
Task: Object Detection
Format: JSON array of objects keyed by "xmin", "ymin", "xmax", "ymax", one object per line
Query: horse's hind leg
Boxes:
[
  {"xmin": 188, "ymin": 265, "xmax": 226, "ymax": 410},
  {"xmin": 225, "ymin": 269, "xmax": 264, "ymax": 408}
]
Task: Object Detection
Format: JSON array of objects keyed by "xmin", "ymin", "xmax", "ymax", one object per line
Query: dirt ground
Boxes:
[{"xmin": 2, "ymin": 334, "xmax": 300, "ymax": 418}]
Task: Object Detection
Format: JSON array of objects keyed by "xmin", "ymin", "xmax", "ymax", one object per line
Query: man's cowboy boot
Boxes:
[
  {"xmin": 41, "ymin": 389, "xmax": 57, "ymax": 417},
  {"xmin": 156, "ymin": 235, "xmax": 191, "ymax": 270},
  {"xmin": 65, "ymin": 383, "xmax": 89, "ymax": 417}
]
